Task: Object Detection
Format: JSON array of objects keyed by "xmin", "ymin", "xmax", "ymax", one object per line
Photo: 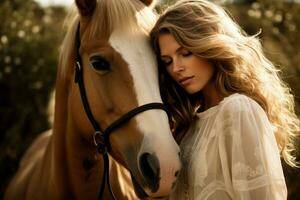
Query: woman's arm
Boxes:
[{"xmin": 218, "ymin": 95, "xmax": 287, "ymax": 200}]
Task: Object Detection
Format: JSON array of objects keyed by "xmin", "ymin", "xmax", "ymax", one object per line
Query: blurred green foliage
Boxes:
[
  {"xmin": 226, "ymin": 0, "xmax": 300, "ymax": 112},
  {"xmin": 0, "ymin": 0, "xmax": 66, "ymax": 197},
  {"xmin": 0, "ymin": 0, "xmax": 299, "ymax": 199}
]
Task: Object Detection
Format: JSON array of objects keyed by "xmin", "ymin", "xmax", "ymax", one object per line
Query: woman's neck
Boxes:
[{"xmin": 201, "ymin": 81, "xmax": 222, "ymax": 111}]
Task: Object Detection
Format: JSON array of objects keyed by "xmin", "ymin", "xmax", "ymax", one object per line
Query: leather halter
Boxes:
[{"xmin": 74, "ymin": 23, "xmax": 167, "ymax": 200}]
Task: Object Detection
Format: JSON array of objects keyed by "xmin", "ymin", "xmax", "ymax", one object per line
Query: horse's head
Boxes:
[{"xmin": 57, "ymin": 0, "xmax": 181, "ymax": 198}]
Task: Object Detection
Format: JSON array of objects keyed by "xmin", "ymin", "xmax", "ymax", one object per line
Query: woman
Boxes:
[{"xmin": 150, "ymin": 0, "xmax": 300, "ymax": 199}]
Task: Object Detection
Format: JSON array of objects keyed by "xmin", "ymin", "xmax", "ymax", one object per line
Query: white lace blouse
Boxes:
[{"xmin": 170, "ymin": 93, "xmax": 287, "ymax": 200}]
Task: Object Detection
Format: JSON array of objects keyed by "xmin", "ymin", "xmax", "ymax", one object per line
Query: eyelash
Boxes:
[
  {"xmin": 182, "ymin": 51, "xmax": 192, "ymax": 57},
  {"xmin": 162, "ymin": 60, "xmax": 172, "ymax": 67},
  {"xmin": 161, "ymin": 51, "xmax": 192, "ymax": 67}
]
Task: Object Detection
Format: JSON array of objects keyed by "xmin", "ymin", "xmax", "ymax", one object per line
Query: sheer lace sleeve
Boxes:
[{"xmin": 217, "ymin": 95, "xmax": 287, "ymax": 200}]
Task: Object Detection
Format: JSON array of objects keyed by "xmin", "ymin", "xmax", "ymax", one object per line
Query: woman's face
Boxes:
[{"xmin": 158, "ymin": 33, "xmax": 215, "ymax": 94}]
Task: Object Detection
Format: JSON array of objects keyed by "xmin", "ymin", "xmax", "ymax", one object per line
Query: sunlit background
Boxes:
[
  {"xmin": 1, "ymin": 0, "xmax": 299, "ymax": 199},
  {"xmin": 35, "ymin": 0, "xmax": 73, "ymax": 6}
]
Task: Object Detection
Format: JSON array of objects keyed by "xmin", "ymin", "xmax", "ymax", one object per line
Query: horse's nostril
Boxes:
[
  {"xmin": 139, "ymin": 153, "xmax": 160, "ymax": 192},
  {"xmin": 140, "ymin": 153, "xmax": 159, "ymax": 179},
  {"xmin": 174, "ymin": 170, "xmax": 179, "ymax": 177}
]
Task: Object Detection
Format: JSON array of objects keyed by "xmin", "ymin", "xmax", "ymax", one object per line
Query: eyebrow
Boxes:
[{"xmin": 160, "ymin": 46, "xmax": 185, "ymax": 58}]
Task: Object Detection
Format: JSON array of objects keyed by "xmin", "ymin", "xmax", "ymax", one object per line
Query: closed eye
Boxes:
[
  {"xmin": 160, "ymin": 57, "xmax": 172, "ymax": 67},
  {"xmin": 181, "ymin": 50, "xmax": 192, "ymax": 57},
  {"xmin": 90, "ymin": 55, "xmax": 110, "ymax": 75}
]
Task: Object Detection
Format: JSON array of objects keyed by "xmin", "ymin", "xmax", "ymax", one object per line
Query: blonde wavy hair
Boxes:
[{"xmin": 150, "ymin": 0, "xmax": 300, "ymax": 167}]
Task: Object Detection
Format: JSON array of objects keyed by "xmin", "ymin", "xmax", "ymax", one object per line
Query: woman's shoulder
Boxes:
[
  {"xmin": 196, "ymin": 93, "xmax": 264, "ymax": 120},
  {"xmin": 219, "ymin": 93, "xmax": 262, "ymax": 112},
  {"xmin": 221, "ymin": 93, "xmax": 255, "ymax": 104},
  {"xmin": 215, "ymin": 93, "xmax": 271, "ymax": 135}
]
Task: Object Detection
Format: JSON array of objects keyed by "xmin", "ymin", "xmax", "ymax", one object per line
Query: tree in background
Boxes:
[
  {"xmin": 0, "ymin": 0, "xmax": 66, "ymax": 197},
  {"xmin": 226, "ymin": 0, "xmax": 300, "ymax": 111}
]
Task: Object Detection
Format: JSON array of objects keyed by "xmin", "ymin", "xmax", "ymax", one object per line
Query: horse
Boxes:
[{"xmin": 4, "ymin": 0, "xmax": 181, "ymax": 199}]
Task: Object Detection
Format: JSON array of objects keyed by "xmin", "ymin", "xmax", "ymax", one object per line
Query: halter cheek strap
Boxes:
[
  {"xmin": 75, "ymin": 58, "xmax": 166, "ymax": 152},
  {"xmin": 74, "ymin": 23, "xmax": 167, "ymax": 200}
]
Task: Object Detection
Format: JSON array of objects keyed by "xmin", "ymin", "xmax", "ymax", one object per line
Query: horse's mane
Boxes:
[{"xmin": 58, "ymin": 0, "xmax": 157, "ymax": 78}]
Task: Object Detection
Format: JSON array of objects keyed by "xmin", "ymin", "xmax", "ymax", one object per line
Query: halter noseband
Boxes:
[{"xmin": 74, "ymin": 23, "xmax": 167, "ymax": 200}]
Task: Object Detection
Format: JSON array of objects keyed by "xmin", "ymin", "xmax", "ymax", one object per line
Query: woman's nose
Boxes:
[{"xmin": 172, "ymin": 59, "xmax": 184, "ymax": 73}]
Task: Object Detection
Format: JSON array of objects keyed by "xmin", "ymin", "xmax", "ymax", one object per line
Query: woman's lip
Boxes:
[{"xmin": 179, "ymin": 76, "xmax": 193, "ymax": 85}]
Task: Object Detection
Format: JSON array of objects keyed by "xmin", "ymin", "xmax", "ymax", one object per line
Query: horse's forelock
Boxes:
[
  {"xmin": 91, "ymin": 0, "xmax": 157, "ymax": 37},
  {"xmin": 58, "ymin": 9, "xmax": 78, "ymax": 79},
  {"xmin": 58, "ymin": 0, "xmax": 157, "ymax": 78}
]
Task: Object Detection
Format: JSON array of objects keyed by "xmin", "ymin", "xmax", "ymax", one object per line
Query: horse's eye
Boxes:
[{"xmin": 90, "ymin": 56, "xmax": 110, "ymax": 74}]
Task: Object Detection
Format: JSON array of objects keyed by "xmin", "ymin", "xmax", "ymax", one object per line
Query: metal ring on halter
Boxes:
[
  {"xmin": 93, "ymin": 131, "xmax": 107, "ymax": 154},
  {"xmin": 76, "ymin": 61, "xmax": 81, "ymax": 70},
  {"xmin": 93, "ymin": 131, "xmax": 104, "ymax": 146}
]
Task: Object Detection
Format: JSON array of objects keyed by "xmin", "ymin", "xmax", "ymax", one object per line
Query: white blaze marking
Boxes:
[
  {"xmin": 109, "ymin": 29, "xmax": 170, "ymax": 132},
  {"xmin": 109, "ymin": 16, "xmax": 180, "ymax": 196},
  {"xmin": 109, "ymin": 30, "xmax": 160, "ymax": 104}
]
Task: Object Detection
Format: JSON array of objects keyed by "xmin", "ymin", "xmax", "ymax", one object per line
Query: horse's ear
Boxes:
[
  {"xmin": 75, "ymin": 0, "xmax": 97, "ymax": 17},
  {"xmin": 140, "ymin": 0, "xmax": 154, "ymax": 6}
]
